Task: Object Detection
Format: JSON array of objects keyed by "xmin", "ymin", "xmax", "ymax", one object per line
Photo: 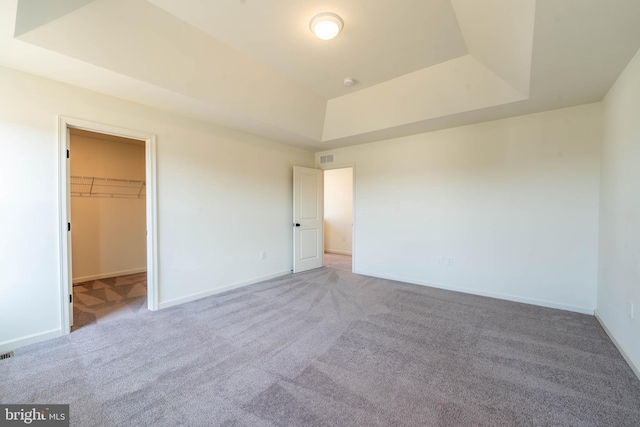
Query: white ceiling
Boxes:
[
  {"xmin": 147, "ymin": 0, "xmax": 469, "ymax": 99},
  {"xmin": 1, "ymin": 0, "xmax": 640, "ymax": 151}
]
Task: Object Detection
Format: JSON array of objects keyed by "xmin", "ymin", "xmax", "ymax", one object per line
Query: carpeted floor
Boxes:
[
  {"xmin": 72, "ymin": 273, "xmax": 148, "ymax": 330},
  {"xmin": 2, "ymin": 257, "xmax": 640, "ymax": 426},
  {"xmin": 324, "ymin": 252, "xmax": 352, "ymax": 271}
]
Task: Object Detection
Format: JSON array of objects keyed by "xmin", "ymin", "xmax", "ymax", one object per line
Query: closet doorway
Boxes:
[
  {"xmin": 69, "ymin": 129, "xmax": 147, "ymax": 329},
  {"xmin": 323, "ymin": 167, "xmax": 354, "ymax": 271},
  {"xmin": 58, "ymin": 117, "xmax": 158, "ymax": 334}
]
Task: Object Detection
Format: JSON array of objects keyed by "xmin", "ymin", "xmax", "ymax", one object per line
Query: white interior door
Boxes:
[{"xmin": 293, "ymin": 166, "xmax": 323, "ymax": 273}]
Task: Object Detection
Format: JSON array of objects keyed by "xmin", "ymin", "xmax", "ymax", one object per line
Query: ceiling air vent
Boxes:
[{"xmin": 319, "ymin": 154, "xmax": 335, "ymax": 164}]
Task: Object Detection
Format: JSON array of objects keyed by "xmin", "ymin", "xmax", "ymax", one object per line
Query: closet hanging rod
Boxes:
[{"xmin": 70, "ymin": 175, "xmax": 146, "ymax": 199}]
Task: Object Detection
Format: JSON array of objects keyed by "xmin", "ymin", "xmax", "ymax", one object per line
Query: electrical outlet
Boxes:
[
  {"xmin": 629, "ymin": 301, "xmax": 634, "ymax": 320},
  {"xmin": 260, "ymin": 251, "xmax": 266, "ymax": 260},
  {"xmin": 436, "ymin": 256, "xmax": 443, "ymax": 265},
  {"xmin": 446, "ymin": 257, "xmax": 453, "ymax": 266}
]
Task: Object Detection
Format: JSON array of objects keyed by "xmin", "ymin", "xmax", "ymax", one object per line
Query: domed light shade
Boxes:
[{"xmin": 309, "ymin": 13, "xmax": 343, "ymax": 40}]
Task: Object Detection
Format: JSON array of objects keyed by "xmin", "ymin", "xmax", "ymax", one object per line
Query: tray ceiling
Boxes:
[{"xmin": 2, "ymin": 0, "xmax": 640, "ymax": 150}]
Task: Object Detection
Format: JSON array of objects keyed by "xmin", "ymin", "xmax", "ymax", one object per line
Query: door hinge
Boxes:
[
  {"xmin": 66, "ymin": 149, "xmax": 70, "ymax": 159},
  {"xmin": 67, "ymin": 222, "xmax": 71, "ymax": 231},
  {"xmin": 69, "ymin": 294, "xmax": 73, "ymax": 303}
]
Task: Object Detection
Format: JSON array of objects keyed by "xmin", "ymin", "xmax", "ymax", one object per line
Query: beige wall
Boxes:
[
  {"xmin": 0, "ymin": 65, "xmax": 314, "ymax": 352},
  {"xmin": 598, "ymin": 47, "xmax": 640, "ymax": 376},
  {"xmin": 317, "ymin": 103, "xmax": 602, "ymax": 314},
  {"xmin": 324, "ymin": 168, "xmax": 353, "ymax": 255},
  {"xmin": 70, "ymin": 133, "xmax": 146, "ymax": 281}
]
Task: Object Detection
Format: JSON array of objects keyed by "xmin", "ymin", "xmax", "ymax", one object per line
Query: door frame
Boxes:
[
  {"xmin": 58, "ymin": 116, "xmax": 159, "ymax": 333},
  {"xmin": 319, "ymin": 163, "xmax": 356, "ymax": 273}
]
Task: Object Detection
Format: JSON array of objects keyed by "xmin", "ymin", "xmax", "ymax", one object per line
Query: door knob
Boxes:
[{"xmin": 295, "ymin": 223, "xmax": 301, "ymax": 227}]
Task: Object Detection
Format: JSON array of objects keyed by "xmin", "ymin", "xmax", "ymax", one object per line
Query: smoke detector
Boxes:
[{"xmin": 343, "ymin": 77, "xmax": 356, "ymax": 87}]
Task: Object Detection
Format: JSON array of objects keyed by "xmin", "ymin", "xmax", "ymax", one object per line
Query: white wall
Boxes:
[
  {"xmin": 70, "ymin": 134, "xmax": 146, "ymax": 281},
  {"xmin": 0, "ymin": 66, "xmax": 314, "ymax": 352},
  {"xmin": 324, "ymin": 168, "xmax": 353, "ymax": 255},
  {"xmin": 598, "ymin": 47, "xmax": 640, "ymax": 376},
  {"xmin": 318, "ymin": 104, "xmax": 602, "ymax": 314}
]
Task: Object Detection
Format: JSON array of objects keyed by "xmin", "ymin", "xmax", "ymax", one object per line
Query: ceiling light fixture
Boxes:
[{"xmin": 309, "ymin": 12, "xmax": 344, "ymax": 40}]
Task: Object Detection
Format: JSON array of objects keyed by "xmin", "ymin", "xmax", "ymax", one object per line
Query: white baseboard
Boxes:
[
  {"xmin": 353, "ymin": 269, "xmax": 595, "ymax": 315},
  {"xmin": 0, "ymin": 329, "xmax": 62, "ymax": 353},
  {"xmin": 324, "ymin": 249, "xmax": 352, "ymax": 255},
  {"xmin": 73, "ymin": 267, "xmax": 147, "ymax": 283},
  {"xmin": 595, "ymin": 310, "xmax": 640, "ymax": 381},
  {"xmin": 158, "ymin": 270, "xmax": 291, "ymax": 310}
]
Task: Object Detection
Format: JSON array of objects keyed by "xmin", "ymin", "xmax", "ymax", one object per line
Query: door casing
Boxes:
[
  {"xmin": 58, "ymin": 116, "xmax": 159, "ymax": 333},
  {"xmin": 318, "ymin": 163, "xmax": 356, "ymax": 273}
]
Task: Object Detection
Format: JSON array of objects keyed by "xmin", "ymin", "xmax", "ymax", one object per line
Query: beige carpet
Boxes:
[
  {"xmin": 324, "ymin": 252, "xmax": 352, "ymax": 271},
  {"xmin": 2, "ymin": 264, "xmax": 640, "ymax": 426}
]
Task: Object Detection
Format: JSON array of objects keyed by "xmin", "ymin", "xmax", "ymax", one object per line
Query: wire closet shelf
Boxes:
[{"xmin": 71, "ymin": 175, "xmax": 146, "ymax": 199}]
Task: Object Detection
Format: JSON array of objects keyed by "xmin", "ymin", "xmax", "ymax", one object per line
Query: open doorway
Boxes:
[
  {"xmin": 69, "ymin": 129, "xmax": 147, "ymax": 329},
  {"xmin": 58, "ymin": 117, "xmax": 158, "ymax": 335},
  {"xmin": 323, "ymin": 167, "xmax": 353, "ymax": 271}
]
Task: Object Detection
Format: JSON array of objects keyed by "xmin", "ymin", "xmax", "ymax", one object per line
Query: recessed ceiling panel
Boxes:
[
  {"xmin": 147, "ymin": 0, "xmax": 469, "ymax": 99},
  {"xmin": 323, "ymin": 55, "xmax": 527, "ymax": 141},
  {"xmin": 451, "ymin": 0, "xmax": 535, "ymax": 96},
  {"xmin": 14, "ymin": 0, "xmax": 95, "ymax": 37},
  {"xmin": 16, "ymin": 0, "xmax": 327, "ymax": 141}
]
